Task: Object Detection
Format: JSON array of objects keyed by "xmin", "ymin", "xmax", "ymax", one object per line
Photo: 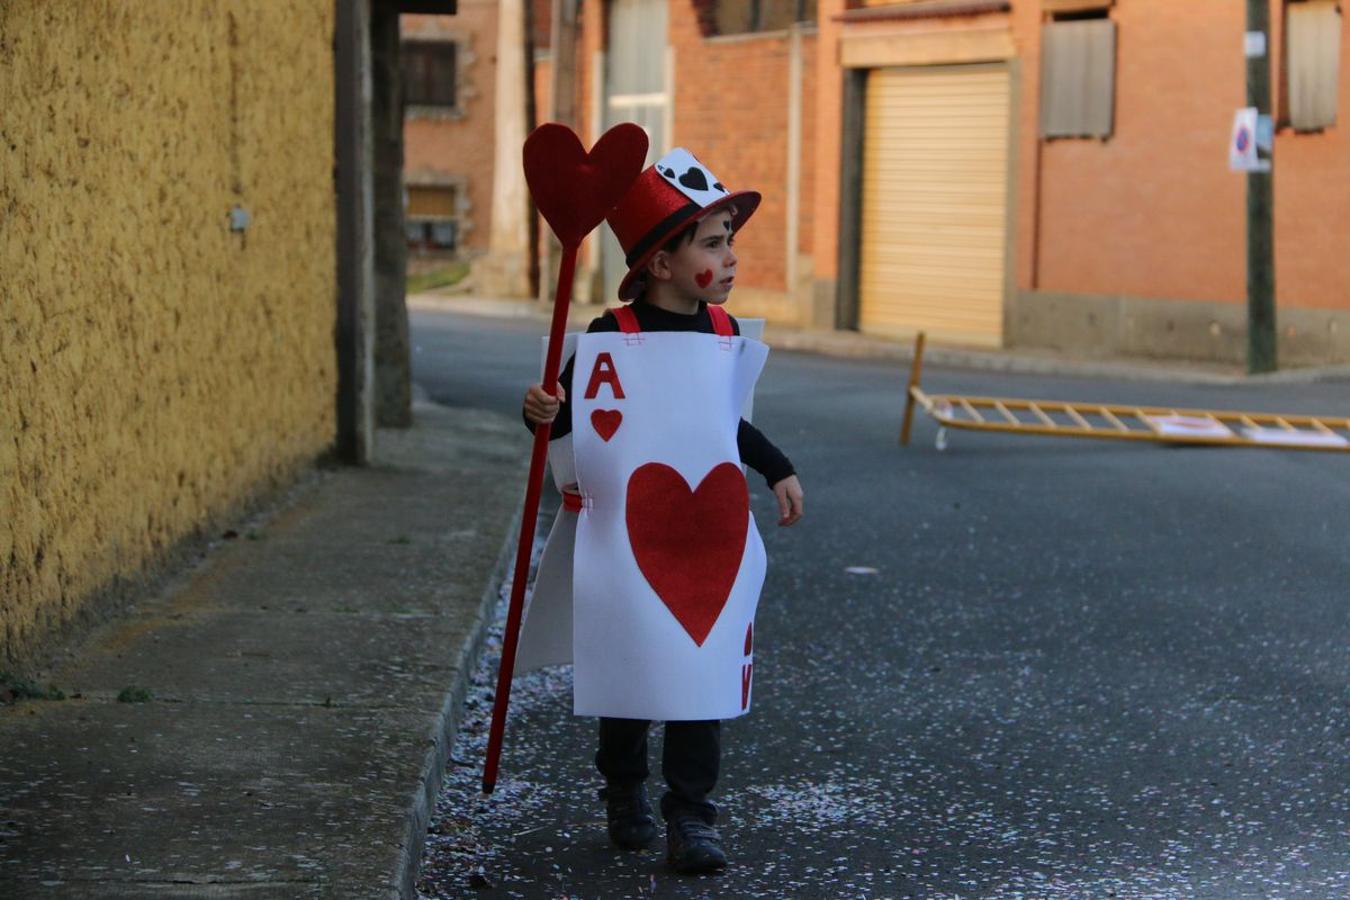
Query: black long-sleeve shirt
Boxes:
[{"xmin": 523, "ymin": 300, "xmax": 796, "ymax": 488}]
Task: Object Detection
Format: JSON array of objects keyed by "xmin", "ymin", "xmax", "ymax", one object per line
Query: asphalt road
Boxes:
[{"xmin": 411, "ymin": 307, "xmax": 1349, "ymax": 899}]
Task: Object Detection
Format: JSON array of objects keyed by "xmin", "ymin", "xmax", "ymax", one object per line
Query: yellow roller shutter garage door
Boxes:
[{"xmin": 859, "ymin": 65, "xmax": 1011, "ymax": 347}]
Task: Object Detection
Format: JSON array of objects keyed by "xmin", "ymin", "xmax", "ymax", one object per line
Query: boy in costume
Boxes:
[{"xmin": 520, "ymin": 148, "xmax": 804, "ymax": 873}]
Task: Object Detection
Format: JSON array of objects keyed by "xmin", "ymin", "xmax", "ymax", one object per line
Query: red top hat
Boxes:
[{"xmin": 604, "ymin": 147, "xmax": 761, "ymax": 301}]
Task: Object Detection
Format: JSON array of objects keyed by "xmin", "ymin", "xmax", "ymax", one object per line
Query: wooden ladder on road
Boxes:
[{"xmin": 900, "ymin": 333, "xmax": 1350, "ymax": 453}]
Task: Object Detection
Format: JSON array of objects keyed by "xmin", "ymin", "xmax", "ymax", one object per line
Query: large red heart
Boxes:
[
  {"xmin": 625, "ymin": 462, "xmax": 749, "ymax": 647},
  {"xmin": 523, "ymin": 122, "xmax": 649, "ymax": 248}
]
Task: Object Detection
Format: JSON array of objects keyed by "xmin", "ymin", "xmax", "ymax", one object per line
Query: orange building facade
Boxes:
[
  {"xmin": 408, "ymin": 0, "xmax": 1349, "ymax": 366},
  {"xmin": 1011, "ymin": 0, "xmax": 1350, "ymax": 365}
]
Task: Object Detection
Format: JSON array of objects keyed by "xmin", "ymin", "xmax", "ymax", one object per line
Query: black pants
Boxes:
[{"xmin": 595, "ymin": 717, "xmax": 720, "ymax": 824}]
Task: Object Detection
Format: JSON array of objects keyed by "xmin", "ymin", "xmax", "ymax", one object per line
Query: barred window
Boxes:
[{"xmin": 403, "ymin": 41, "xmax": 458, "ymax": 109}]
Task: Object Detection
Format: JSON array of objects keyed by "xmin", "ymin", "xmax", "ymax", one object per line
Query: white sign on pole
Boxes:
[
  {"xmin": 1244, "ymin": 31, "xmax": 1267, "ymax": 59},
  {"xmin": 1229, "ymin": 107, "xmax": 1269, "ymax": 172}
]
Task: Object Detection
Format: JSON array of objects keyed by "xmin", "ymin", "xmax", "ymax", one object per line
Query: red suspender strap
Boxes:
[
  {"xmin": 707, "ymin": 304, "xmax": 733, "ymax": 337},
  {"xmin": 614, "ymin": 303, "xmax": 731, "ymax": 335},
  {"xmin": 611, "ymin": 305, "xmax": 640, "ymax": 333}
]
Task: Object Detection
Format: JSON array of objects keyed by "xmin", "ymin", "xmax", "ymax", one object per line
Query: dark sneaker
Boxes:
[
  {"xmin": 665, "ymin": 813, "xmax": 727, "ymax": 874},
  {"xmin": 598, "ymin": 781, "xmax": 657, "ymax": 850}
]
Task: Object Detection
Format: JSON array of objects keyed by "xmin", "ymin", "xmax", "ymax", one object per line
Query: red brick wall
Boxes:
[
  {"xmin": 1031, "ymin": 0, "xmax": 1246, "ymax": 303},
  {"xmin": 530, "ymin": 1, "xmax": 815, "ymax": 304},
  {"xmin": 668, "ymin": 6, "xmax": 794, "ymax": 292}
]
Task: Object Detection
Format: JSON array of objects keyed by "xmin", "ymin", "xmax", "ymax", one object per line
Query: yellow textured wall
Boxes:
[{"xmin": 0, "ymin": 1, "xmax": 338, "ymax": 664}]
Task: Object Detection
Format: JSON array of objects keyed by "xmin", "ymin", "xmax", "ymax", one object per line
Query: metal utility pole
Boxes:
[{"xmin": 1245, "ymin": 0, "xmax": 1277, "ymax": 373}]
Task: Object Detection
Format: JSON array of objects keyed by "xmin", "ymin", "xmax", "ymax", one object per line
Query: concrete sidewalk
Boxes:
[
  {"xmin": 410, "ymin": 292, "xmax": 1350, "ymax": 386},
  {"xmin": 0, "ymin": 399, "xmax": 528, "ymax": 898}
]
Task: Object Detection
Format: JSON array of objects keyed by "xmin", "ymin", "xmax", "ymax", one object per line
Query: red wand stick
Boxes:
[{"xmin": 482, "ymin": 122, "xmax": 648, "ymax": 795}]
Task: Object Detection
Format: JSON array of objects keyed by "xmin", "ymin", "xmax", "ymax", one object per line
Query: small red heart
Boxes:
[
  {"xmin": 523, "ymin": 123, "xmax": 649, "ymax": 248},
  {"xmin": 626, "ymin": 462, "xmax": 749, "ymax": 647},
  {"xmin": 695, "ymin": 269, "xmax": 714, "ymax": 288},
  {"xmin": 591, "ymin": 409, "xmax": 622, "ymax": 442}
]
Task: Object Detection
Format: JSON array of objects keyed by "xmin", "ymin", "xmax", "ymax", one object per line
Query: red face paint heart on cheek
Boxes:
[{"xmin": 695, "ymin": 270, "xmax": 714, "ymax": 289}]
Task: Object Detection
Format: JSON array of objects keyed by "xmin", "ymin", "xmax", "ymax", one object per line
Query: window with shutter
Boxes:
[
  {"xmin": 1039, "ymin": 13, "xmax": 1116, "ymax": 139},
  {"xmin": 1286, "ymin": 0, "xmax": 1341, "ymax": 132},
  {"xmin": 708, "ymin": 0, "xmax": 816, "ymax": 36},
  {"xmin": 405, "ymin": 186, "xmax": 459, "ymax": 251}
]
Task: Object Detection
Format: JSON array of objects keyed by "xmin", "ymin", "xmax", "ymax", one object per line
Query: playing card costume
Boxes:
[{"xmin": 514, "ymin": 149, "xmax": 794, "ymax": 725}]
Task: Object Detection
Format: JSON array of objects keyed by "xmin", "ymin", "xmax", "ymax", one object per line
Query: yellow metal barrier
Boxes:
[{"xmin": 900, "ymin": 333, "xmax": 1350, "ymax": 453}]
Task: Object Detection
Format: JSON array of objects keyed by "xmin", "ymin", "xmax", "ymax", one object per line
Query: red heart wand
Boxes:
[{"xmin": 482, "ymin": 122, "xmax": 648, "ymax": 794}]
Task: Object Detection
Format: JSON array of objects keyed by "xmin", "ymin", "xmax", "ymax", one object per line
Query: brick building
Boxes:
[
  {"xmin": 409, "ymin": 0, "xmax": 1348, "ymax": 365},
  {"xmin": 404, "ymin": 6, "xmax": 495, "ymax": 255},
  {"xmin": 402, "ymin": 1, "xmax": 551, "ymax": 257}
]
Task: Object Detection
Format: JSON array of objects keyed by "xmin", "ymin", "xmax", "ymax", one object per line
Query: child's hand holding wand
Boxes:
[{"xmin": 523, "ymin": 383, "xmax": 566, "ymax": 426}]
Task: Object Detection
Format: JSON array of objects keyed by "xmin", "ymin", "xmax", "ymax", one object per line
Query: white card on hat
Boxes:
[{"xmin": 654, "ymin": 147, "xmax": 732, "ymax": 208}]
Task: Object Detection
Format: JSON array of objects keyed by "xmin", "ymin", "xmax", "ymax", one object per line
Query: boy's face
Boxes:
[{"xmin": 646, "ymin": 210, "xmax": 739, "ymax": 305}]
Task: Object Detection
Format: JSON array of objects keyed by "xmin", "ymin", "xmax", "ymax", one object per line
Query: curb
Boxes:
[
  {"xmin": 390, "ymin": 495, "xmax": 522, "ymax": 899},
  {"xmin": 409, "ymin": 293, "xmax": 1350, "ymax": 387}
]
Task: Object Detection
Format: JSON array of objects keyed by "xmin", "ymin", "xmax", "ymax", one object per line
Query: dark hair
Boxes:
[
  {"xmin": 628, "ymin": 222, "xmax": 698, "ymax": 299},
  {"xmin": 659, "ymin": 220, "xmax": 700, "ymax": 255}
]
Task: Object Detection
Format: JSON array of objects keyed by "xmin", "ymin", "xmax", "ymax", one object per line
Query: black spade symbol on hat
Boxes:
[
  {"xmin": 678, "ymin": 166, "xmax": 710, "ymax": 192},
  {"xmin": 659, "ymin": 166, "xmax": 676, "ymax": 178},
  {"xmin": 714, "ymin": 182, "xmax": 726, "ymax": 193}
]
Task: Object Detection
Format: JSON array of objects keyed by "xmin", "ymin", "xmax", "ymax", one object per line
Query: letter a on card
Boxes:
[{"xmin": 584, "ymin": 352, "xmax": 625, "ymax": 400}]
